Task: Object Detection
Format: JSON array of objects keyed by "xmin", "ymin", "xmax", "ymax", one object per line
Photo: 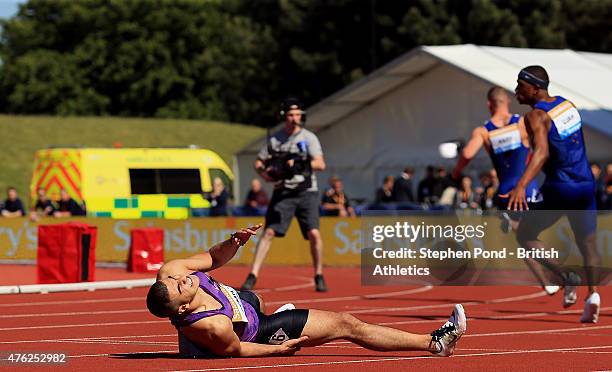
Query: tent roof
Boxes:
[{"xmin": 240, "ymin": 44, "xmax": 612, "ymax": 153}]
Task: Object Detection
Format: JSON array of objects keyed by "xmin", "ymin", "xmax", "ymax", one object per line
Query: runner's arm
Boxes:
[
  {"xmin": 516, "ymin": 110, "xmax": 549, "ymax": 189},
  {"xmin": 183, "ymin": 316, "xmax": 307, "ymax": 357},
  {"xmin": 157, "ymin": 224, "xmax": 261, "ymax": 279},
  {"xmin": 501, "ymin": 110, "xmax": 549, "ymax": 210},
  {"xmin": 452, "ymin": 127, "xmax": 486, "ymax": 180}
]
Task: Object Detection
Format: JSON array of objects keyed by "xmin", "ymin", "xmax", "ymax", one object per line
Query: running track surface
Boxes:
[{"xmin": 0, "ymin": 266, "xmax": 610, "ymax": 371}]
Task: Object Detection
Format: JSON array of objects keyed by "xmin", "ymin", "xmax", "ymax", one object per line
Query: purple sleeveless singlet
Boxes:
[{"xmin": 170, "ymin": 271, "xmax": 259, "ymax": 342}]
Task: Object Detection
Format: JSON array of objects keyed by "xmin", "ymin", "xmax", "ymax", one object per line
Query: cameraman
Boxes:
[{"xmin": 241, "ymin": 97, "xmax": 328, "ymax": 292}]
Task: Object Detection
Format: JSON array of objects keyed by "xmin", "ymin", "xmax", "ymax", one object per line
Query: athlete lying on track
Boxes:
[{"xmin": 146, "ymin": 224, "xmax": 466, "ymax": 358}]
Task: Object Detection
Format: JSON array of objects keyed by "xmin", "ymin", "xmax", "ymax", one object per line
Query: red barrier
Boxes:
[
  {"xmin": 37, "ymin": 223, "xmax": 97, "ymax": 284},
  {"xmin": 128, "ymin": 228, "xmax": 164, "ymax": 272}
]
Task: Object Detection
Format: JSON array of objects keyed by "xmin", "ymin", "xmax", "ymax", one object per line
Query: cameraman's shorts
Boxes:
[{"xmin": 265, "ymin": 189, "xmax": 320, "ymax": 240}]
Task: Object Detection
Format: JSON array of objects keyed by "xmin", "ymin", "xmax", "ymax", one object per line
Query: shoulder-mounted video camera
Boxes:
[{"xmin": 265, "ymin": 140, "xmax": 312, "ymax": 181}]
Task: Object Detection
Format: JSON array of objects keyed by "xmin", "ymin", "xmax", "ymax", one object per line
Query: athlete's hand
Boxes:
[
  {"xmin": 233, "ymin": 224, "xmax": 262, "ymax": 245},
  {"xmin": 276, "ymin": 336, "xmax": 309, "ymax": 355},
  {"xmin": 500, "ymin": 186, "xmax": 529, "ymax": 211}
]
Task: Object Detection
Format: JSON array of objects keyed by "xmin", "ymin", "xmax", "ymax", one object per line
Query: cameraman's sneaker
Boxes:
[
  {"xmin": 430, "ymin": 304, "xmax": 467, "ymax": 357},
  {"xmin": 580, "ymin": 292, "xmax": 600, "ymax": 323},
  {"xmin": 562, "ymin": 272, "xmax": 580, "ymax": 308},
  {"xmin": 315, "ymin": 274, "xmax": 328, "ymax": 292},
  {"xmin": 241, "ymin": 273, "xmax": 257, "ymax": 291}
]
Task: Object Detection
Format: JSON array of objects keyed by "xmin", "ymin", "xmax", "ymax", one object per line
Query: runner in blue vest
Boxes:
[
  {"xmin": 503, "ymin": 65, "xmax": 600, "ymax": 323},
  {"xmin": 452, "ymin": 86, "xmax": 555, "ymax": 295}
]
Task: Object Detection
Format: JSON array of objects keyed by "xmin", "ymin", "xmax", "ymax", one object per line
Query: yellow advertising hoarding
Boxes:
[
  {"xmin": 1, "ymin": 216, "xmax": 610, "ymax": 269},
  {"xmin": 0, "ymin": 217, "xmax": 362, "ymax": 264}
]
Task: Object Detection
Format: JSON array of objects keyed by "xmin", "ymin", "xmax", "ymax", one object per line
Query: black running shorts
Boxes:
[{"xmin": 238, "ymin": 290, "xmax": 309, "ymax": 345}]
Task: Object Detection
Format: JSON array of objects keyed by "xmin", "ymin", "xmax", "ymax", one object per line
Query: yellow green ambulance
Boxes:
[{"xmin": 30, "ymin": 148, "xmax": 233, "ymax": 219}]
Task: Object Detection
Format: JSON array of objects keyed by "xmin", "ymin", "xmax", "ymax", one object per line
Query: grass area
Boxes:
[{"xmin": 0, "ymin": 115, "xmax": 264, "ymax": 205}]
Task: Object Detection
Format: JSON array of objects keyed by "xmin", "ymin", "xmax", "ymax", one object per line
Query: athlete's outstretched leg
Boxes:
[{"xmin": 299, "ymin": 305, "xmax": 466, "ymax": 356}]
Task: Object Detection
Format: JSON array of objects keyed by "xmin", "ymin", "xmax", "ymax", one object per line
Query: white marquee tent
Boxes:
[{"xmin": 234, "ymin": 44, "xmax": 612, "ymax": 203}]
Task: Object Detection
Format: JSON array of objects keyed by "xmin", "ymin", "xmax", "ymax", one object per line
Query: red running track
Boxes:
[{"xmin": 0, "ymin": 266, "xmax": 610, "ymax": 371}]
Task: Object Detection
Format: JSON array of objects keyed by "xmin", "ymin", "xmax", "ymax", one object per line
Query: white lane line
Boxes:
[
  {"xmin": 0, "ymin": 334, "xmax": 176, "ymax": 344},
  {"xmin": 466, "ymin": 324, "xmax": 612, "ymax": 338},
  {"xmin": 266, "ymin": 286, "xmax": 433, "ymax": 306},
  {"xmin": 0, "ymin": 296, "xmax": 144, "ymax": 307},
  {"xmin": 376, "ymin": 306, "xmax": 612, "ymax": 326},
  {"xmin": 0, "ymin": 320, "xmax": 167, "ymax": 331},
  {"xmin": 0, "ymin": 287, "xmax": 433, "ymax": 319},
  {"xmin": 68, "ymin": 349, "xmax": 178, "ymax": 359},
  {"xmin": 0, "ymin": 288, "xmax": 548, "ymax": 332},
  {"xmin": 4, "ymin": 321, "xmax": 610, "ymax": 352},
  {"xmin": 347, "ymin": 290, "xmax": 547, "ymax": 314},
  {"xmin": 0, "ymin": 278, "xmax": 315, "ymax": 307},
  {"xmin": 53, "ymin": 339, "xmax": 175, "ymax": 346},
  {"xmin": 0, "ymin": 309, "xmax": 146, "ymax": 319},
  {"xmin": 169, "ymin": 345, "xmax": 612, "ymax": 372}
]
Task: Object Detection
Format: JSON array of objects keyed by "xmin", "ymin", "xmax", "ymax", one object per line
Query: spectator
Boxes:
[
  {"xmin": 393, "ymin": 167, "xmax": 415, "ymax": 202},
  {"xmin": 54, "ymin": 189, "xmax": 86, "ymax": 217},
  {"xmin": 454, "ymin": 176, "xmax": 479, "ymax": 210},
  {"xmin": 207, "ymin": 177, "xmax": 229, "ymax": 217},
  {"xmin": 437, "ymin": 167, "xmax": 453, "ymax": 197},
  {"xmin": 591, "ymin": 162, "xmax": 606, "ymax": 210},
  {"xmin": 418, "ymin": 166, "xmax": 440, "ymax": 204},
  {"xmin": 322, "ymin": 176, "xmax": 355, "ymax": 217},
  {"xmin": 1, "ymin": 187, "xmax": 25, "ymax": 218},
  {"xmin": 477, "ymin": 171, "xmax": 496, "ymax": 210},
  {"xmin": 604, "ymin": 178, "xmax": 612, "ymax": 210},
  {"xmin": 30, "ymin": 187, "xmax": 55, "ymax": 220},
  {"xmin": 244, "ymin": 178, "xmax": 268, "ymax": 215},
  {"xmin": 375, "ymin": 175, "xmax": 395, "ymax": 204}
]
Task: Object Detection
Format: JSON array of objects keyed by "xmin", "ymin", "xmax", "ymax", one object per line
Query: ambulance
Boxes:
[{"xmin": 30, "ymin": 148, "xmax": 233, "ymax": 219}]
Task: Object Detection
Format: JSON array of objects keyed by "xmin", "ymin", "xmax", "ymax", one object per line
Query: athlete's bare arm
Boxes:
[
  {"xmin": 157, "ymin": 224, "xmax": 262, "ymax": 279},
  {"xmin": 310, "ymin": 154, "xmax": 326, "ymax": 171},
  {"xmin": 518, "ymin": 116, "xmax": 531, "ymax": 148},
  {"xmin": 452, "ymin": 127, "xmax": 488, "ymax": 180},
  {"xmin": 182, "ymin": 315, "xmax": 307, "ymax": 357},
  {"xmin": 502, "ymin": 110, "xmax": 549, "ymax": 210}
]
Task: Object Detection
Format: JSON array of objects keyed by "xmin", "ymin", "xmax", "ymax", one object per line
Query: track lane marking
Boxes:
[{"xmin": 166, "ymin": 345, "xmax": 612, "ymax": 371}]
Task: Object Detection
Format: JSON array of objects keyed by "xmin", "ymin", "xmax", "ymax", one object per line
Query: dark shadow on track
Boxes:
[{"xmin": 109, "ymin": 352, "xmax": 221, "ymax": 360}]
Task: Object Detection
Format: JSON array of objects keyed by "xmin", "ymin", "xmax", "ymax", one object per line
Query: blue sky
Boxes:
[{"xmin": 0, "ymin": 0, "xmax": 23, "ymax": 19}]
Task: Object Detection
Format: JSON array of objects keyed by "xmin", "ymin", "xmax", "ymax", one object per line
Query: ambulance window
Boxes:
[
  {"xmin": 130, "ymin": 169, "xmax": 157, "ymax": 194},
  {"xmin": 159, "ymin": 169, "xmax": 201, "ymax": 194},
  {"xmin": 129, "ymin": 169, "xmax": 202, "ymax": 194},
  {"xmin": 208, "ymin": 168, "xmax": 232, "ymax": 196}
]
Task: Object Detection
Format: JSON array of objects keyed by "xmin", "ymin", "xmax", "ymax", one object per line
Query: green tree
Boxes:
[{"xmin": 0, "ymin": 0, "xmax": 278, "ymax": 124}]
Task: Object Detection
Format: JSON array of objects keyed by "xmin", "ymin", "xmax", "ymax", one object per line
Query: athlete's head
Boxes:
[
  {"xmin": 146, "ymin": 274, "xmax": 200, "ymax": 318},
  {"xmin": 515, "ymin": 65, "xmax": 550, "ymax": 105},
  {"xmin": 279, "ymin": 97, "xmax": 305, "ymax": 127},
  {"xmin": 486, "ymin": 86, "xmax": 510, "ymax": 115}
]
